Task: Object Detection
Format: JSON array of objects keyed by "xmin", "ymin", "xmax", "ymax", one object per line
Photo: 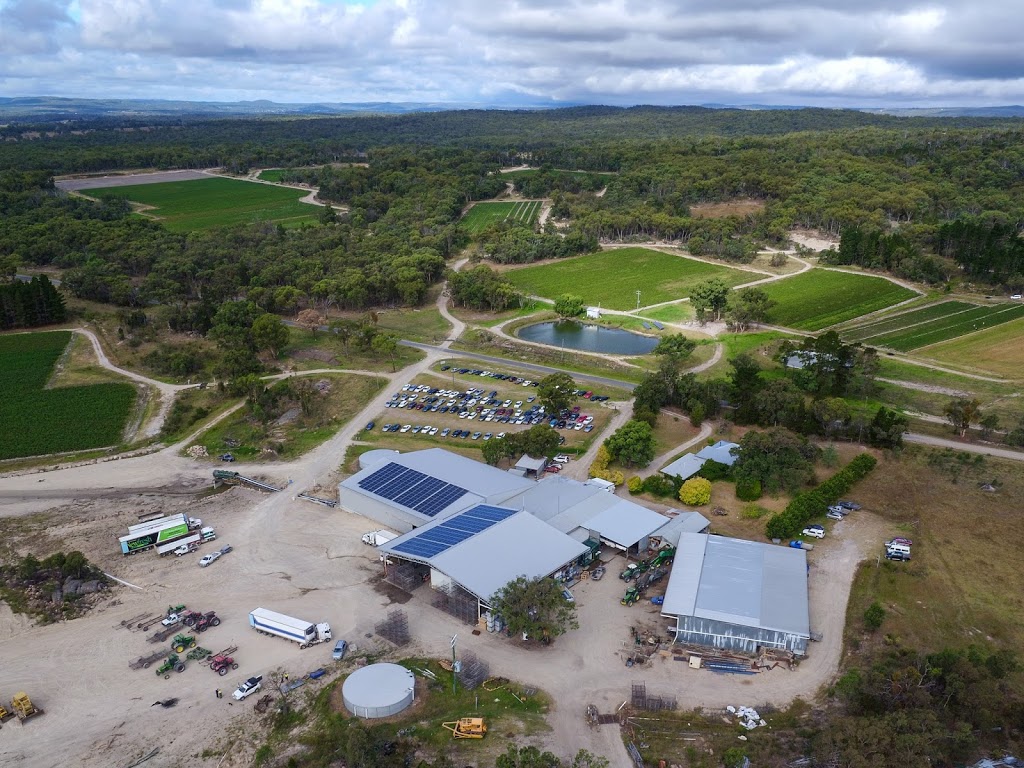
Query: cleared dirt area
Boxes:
[
  {"xmin": 689, "ymin": 199, "xmax": 765, "ymax": 219},
  {"xmin": 55, "ymin": 170, "xmax": 211, "ymax": 192}
]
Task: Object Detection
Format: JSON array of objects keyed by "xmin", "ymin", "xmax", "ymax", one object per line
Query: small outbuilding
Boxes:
[
  {"xmin": 514, "ymin": 454, "xmax": 548, "ymax": 477},
  {"xmin": 660, "ymin": 453, "xmax": 707, "ymax": 481}
]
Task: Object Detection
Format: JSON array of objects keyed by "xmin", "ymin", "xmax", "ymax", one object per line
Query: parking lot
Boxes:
[{"xmin": 360, "ymin": 367, "xmax": 616, "ymax": 457}]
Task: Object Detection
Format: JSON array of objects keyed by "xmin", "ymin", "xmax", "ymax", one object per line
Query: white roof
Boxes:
[
  {"xmin": 660, "ymin": 453, "xmax": 706, "ymax": 480},
  {"xmin": 514, "ymin": 455, "xmax": 547, "ymax": 471},
  {"xmin": 695, "ymin": 441, "xmax": 740, "ymax": 467},
  {"xmin": 380, "ymin": 508, "xmax": 587, "ymax": 601},
  {"xmin": 651, "ymin": 511, "xmax": 711, "ymax": 545},
  {"xmin": 661, "ymin": 533, "xmax": 809, "ymax": 637}
]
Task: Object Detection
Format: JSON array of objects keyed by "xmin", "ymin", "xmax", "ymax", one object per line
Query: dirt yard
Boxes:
[
  {"xmin": 0, "ymin": 470, "xmax": 883, "ymax": 768},
  {"xmin": 689, "ymin": 199, "xmax": 765, "ymax": 219}
]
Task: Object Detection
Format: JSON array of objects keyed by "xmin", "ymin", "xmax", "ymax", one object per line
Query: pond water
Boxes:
[{"xmin": 516, "ymin": 320, "xmax": 658, "ymax": 355}]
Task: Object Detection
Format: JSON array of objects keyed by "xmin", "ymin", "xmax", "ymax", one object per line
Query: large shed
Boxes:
[
  {"xmin": 338, "ymin": 448, "xmax": 534, "ymax": 532},
  {"xmin": 378, "ymin": 503, "xmax": 587, "ymax": 614},
  {"xmin": 661, "ymin": 533, "xmax": 810, "ymax": 656}
]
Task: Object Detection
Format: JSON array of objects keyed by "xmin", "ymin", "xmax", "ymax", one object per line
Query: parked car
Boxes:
[
  {"xmin": 364, "ymin": 421, "xmax": 375, "ymax": 431},
  {"xmin": 887, "ymin": 537, "xmax": 913, "ymax": 547},
  {"xmin": 199, "ymin": 551, "xmax": 222, "ymax": 568},
  {"xmin": 826, "ymin": 509, "xmax": 844, "ymax": 521},
  {"xmin": 554, "ymin": 454, "xmax": 570, "ymax": 463},
  {"xmin": 471, "ymin": 432, "xmax": 482, "ymax": 440},
  {"xmin": 233, "ymin": 676, "xmax": 263, "ymax": 701},
  {"xmin": 885, "ymin": 550, "xmax": 911, "ymax": 561},
  {"xmin": 544, "ymin": 464, "xmax": 561, "ymax": 473},
  {"xmin": 173, "ymin": 542, "xmax": 198, "ymax": 557},
  {"xmin": 561, "ymin": 588, "xmax": 575, "ymax": 603},
  {"xmin": 332, "ymin": 639, "xmax": 349, "ymax": 660},
  {"xmin": 838, "ymin": 500, "xmax": 861, "ymax": 510},
  {"xmin": 827, "ymin": 505, "xmax": 849, "ymax": 516},
  {"xmin": 219, "ymin": 545, "xmax": 233, "ymax": 555},
  {"xmin": 400, "ymin": 424, "xmax": 411, "ymax": 433},
  {"xmin": 802, "ymin": 527, "xmax": 825, "ymax": 539},
  {"xmin": 219, "ymin": 453, "xmax": 235, "ymax": 462}
]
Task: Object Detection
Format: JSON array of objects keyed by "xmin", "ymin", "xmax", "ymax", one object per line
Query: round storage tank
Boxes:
[
  {"xmin": 359, "ymin": 449, "xmax": 400, "ymax": 471},
  {"xmin": 343, "ymin": 663, "xmax": 415, "ymax": 718}
]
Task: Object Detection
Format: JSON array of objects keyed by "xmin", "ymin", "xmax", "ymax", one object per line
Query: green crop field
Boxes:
[
  {"xmin": 87, "ymin": 176, "xmax": 319, "ymax": 231},
  {"xmin": 849, "ymin": 303, "xmax": 1024, "ymax": 351},
  {"xmin": 504, "ymin": 247, "xmax": 751, "ymax": 311},
  {"xmin": 761, "ymin": 270, "xmax": 916, "ymax": 330},
  {"xmin": 0, "ymin": 332, "xmax": 136, "ymax": 460},
  {"xmin": 461, "ymin": 200, "xmax": 542, "ymax": 233},
  {"xmin": 842, "ymin": 301, "xmax": 975, "ymax": 342},
  {"xmin": 256, "ymin": 169, "xmax": 286, "ymax": 182}
]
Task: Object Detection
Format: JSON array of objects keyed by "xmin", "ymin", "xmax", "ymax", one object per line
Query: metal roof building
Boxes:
[
  {"xmin": 660, "ymin": 453, "xmax": 707, "ymax": 481},
  {"xmin": 695, "ymin": 440, "xmax": 740, "ymax": 467},
  {"xmin": 378, "ymin": 503, "xmax": 587, "ymax": 609},
  {"xmin": 650, "ymin": 511, "xmax": 711, "ymax": 547},
  {"xmin": 338, "ymin": 448, "xmax": 534, "ymax": 532},
  {"xmin": 505, "ymin": 475, "xmax": 670, "ymax": 551},
  {"xmin": 661, "ymin": 533, "xmax": 810, "ymax": 656}
]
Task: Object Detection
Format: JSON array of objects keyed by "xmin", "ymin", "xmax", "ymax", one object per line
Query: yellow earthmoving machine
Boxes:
[
  {"xmin": 0, "ymin": 699, "xmax": 14, "ymax": 724},
  {"xmin": 11, "ymin": 692, "xmax": 44, "ymax": 723},
  {"xmin": 441, "ymin": 717, "xmax": 486, "ymax": 739}
]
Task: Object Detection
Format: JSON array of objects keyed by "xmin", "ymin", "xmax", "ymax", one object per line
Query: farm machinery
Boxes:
[
  {"xmin": 148, "ymin": 621, "xmax": 183, "ymax": 643},
  {"xmin": 442, "ymin": 718, "xmax": 487, "ymax": 739},
  {"xmin": 194, "ymin": 611, "xmax": 221, "ymax": 633},
  {"xmin": 156, "ymin": 655, "xmax": 186, "ymax": 678},
  {"xmin": 621, "ymin": 586, "xmax": 641, "ymax": 606},
  {"xmin": 11, "ymin": 692, "xmax": 44, "ymax": 723},
  {"xmin": 209, "ymin": 648, "xmax": 240, "ymax": 676},
  {"xmin": 171, "ymin": 634, "xmax": 197, "ymax": 653},
  {"xmin": 0, "ymin": 700, "xmax": 14, "ymax": 724},
  {"xmin": 186, "ymin": 647, "xmax": 212, "ymax": 662},
  {"xmin": 130, "ymin": 650, "xmax": 171, "ymax": 670}
]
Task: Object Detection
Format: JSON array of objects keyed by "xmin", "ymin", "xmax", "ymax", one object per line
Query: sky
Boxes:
[{"xmin": 1, "ymin": 0, "xmax": 1023, "ymax": 107}]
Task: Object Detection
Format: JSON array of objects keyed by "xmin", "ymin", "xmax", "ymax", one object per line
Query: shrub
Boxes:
[
  {"xmin": 679, "ymin": 477, "xmax": 712, "ymax": 506},
  {"xmin": 627, "ymin": 476, "xmax": 644, "ymax": 494},
  {"xmin": 735, "ymin": 477, "xmax": 762, "ymax": 501},
  {"xmin": 864, "ymin": 602, "xmax": 886, "ymax": 631},
  {"xmin": 764, "ymin": 453, "xmax": 877, "ymax": 538},
  {"xmin": 641, "ymin": 474, "xmax": 676, "ymax": 498},
  {"xmin": 697, "ymin": 459, "xmax": 730, "ymax": 482}
]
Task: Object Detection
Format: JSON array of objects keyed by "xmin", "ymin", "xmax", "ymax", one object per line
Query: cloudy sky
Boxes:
[{"xmin": 1, "ymin": 0, "xmax": 1022, "ymax": 106}]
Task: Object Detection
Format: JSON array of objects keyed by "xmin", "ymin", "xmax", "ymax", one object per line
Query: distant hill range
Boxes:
[{"xmin": 2, "ymin": 96, "xmax": 1023, "ymax": 122}]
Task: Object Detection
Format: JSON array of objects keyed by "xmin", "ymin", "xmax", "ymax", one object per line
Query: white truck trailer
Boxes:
[
  {"xmin": 119, "ymin": 514, "xmax": 192, "ymax": 555},
  {"xmin": 249, "ymin": 608, "xmax": 331, "ymax": 649},
  {"xmin": 361, "ymin": 530, "xmax": 397, "ymax": 546}
]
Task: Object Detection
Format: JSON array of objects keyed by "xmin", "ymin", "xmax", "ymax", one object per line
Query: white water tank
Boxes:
[{"xmin": 342, "ymin": 663, "xmax": 415, "ymax": 718}]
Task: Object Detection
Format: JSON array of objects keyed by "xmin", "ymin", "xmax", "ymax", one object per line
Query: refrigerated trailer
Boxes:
[
  {"xmin": 119, "ymin": 514, "xmax": 192, "ymax": 555},
  {"xmin": 249, "ymin": 608, "xmax": 331, "ymax": 649}
]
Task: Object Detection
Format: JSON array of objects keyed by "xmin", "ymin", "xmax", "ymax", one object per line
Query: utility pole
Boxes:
[
  {"xmin": 451, "ymin": 634, "xmax": 458, "ymax": 694},
  {"xmin": 636, "ymin": 290, "xmax": 641, "ymax": 310}
]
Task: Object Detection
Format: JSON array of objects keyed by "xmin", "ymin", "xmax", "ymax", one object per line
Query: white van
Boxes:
[{"xmin": 886, "ymin": 543, "xmax": 910, "ymax": 557}]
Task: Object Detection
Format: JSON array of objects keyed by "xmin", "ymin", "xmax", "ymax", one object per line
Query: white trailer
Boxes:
[
  {"xmin": 361, "ymin": 530, "xmax": 397, "ymax": 546},
  {"xmin": 120, "ymin": 514, "xmax": 192, "ymax": 555},
  {"xmin": 249, "ymin": 608, "xmax": 331, "ymax": 648}
]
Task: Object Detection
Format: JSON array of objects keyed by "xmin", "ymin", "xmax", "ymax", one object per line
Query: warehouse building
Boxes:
[
  {"xmin": 338, "ymin": 448, "xmax": 534, "ymax": 533},
  {"xmin": 661, "ymin": 532, "xmax": 810, "ymax": 656},
  {"xmin": 377, "ymin": 503, "xmax": 588, "ymax": 616}
]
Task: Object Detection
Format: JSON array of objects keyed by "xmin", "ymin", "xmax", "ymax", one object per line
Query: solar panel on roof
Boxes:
[
  {"xmin": 411, "ymin": 484, "xmax": 468, "ymax": 517},
  {"xmin": 389, "ymin": 505, "xmax": 517, "ymax": 561},
  {"xmin": 358, "ymin": 462, "xmax": 405, "ymax": 493},
  {"xmin": 393, "ymin": 476, "xmax": 447, "ymax": 508},
  {"xmin": 376, "ymin": 468, "xmax": 427, "ymax": 499}
]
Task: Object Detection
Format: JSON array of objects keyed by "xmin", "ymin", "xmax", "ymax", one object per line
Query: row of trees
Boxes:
[{"xmin": 0, "ymin": 274, "xmax": 65, "ymax": 329}]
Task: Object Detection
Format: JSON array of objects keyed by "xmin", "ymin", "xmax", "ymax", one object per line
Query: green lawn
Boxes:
[
  {"xmin": 504, "ymin": 248, "xmax": 751, "ymax": 311},
  {"xmin": 0, "ymin": 332, "xmax": 136, "ymax": 460},
  {"xmin": 642, "ymin": 303, "xmax": 696, "ymax": 324},
  {"xmin": 256, "ymin": 169, "xmax": 286, "ymax": 182},
  {"xmin": 761, "ymin": 269, "xmax": 916, "ymax": 330},
  {"xmin": 87, "ymin": 176, "xmax": 319, "ymax": 231},
  {"xmin": 461, "ymin": 201, "xmax": 541, "ymax": 233}
]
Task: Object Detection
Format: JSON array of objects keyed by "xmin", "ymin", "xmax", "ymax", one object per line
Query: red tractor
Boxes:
[
  {"xmin": 194, "ymin": 611, "xmax": 221, "ymax": 633},
  {"xmin": 209, "ymin": 654, "xmax": 239, "ymax": 676},
  {"xmin": 180, "ymin": 610, "xmax": 205, "ymax": 627}
]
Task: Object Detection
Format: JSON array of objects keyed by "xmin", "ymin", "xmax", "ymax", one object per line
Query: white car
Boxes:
[
  {"xmin": 400, "ymin": 424, "xmax": 412, "ymax": 433},
  {"xmin": 554, "ymin": 454, "xmax": 570, "ymax": 464},
  {"xmin": 232, "ymin": 675, "xmax": 263, "ymax": 701},
  {"xmin": 199, "ymin": 551, "xmax": 222, "ymax": 567},
  {"xmin": 802, "ymin": 527, "xmax": 825, "ymax": 539}
]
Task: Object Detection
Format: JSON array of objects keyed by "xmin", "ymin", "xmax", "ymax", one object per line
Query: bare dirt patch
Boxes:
[
  {"xmin": 55, "ymin": 170, "xmax": 211, "ymax": 192},
  {"xmin": 690, "ymin": 199, "xmax": 765, "ymax": 219}
]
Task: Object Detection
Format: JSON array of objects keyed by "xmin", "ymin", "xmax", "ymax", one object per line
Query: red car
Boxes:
[{"xmin": 544, "ymin": 464, "xmax": 561, "ymax": 473}]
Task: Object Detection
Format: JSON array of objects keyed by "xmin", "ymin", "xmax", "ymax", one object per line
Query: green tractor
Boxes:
[
  {"xmin": 621, "ymin": 586, "xmax": 641, "ymax": 607},
  {"xmin": 620, "ymin": 563, "xmax": 640, "ymax": 581},
  {"xmin": 172, "ymin": 634, "xmax": 197, "ymax": 653},
  {"xmin": 648, "ymin": 548, "xmax": 676, "ymax": 568},
  {"xmin": 156, "ymin": 654, "xmax": 186, "ymax": 679}
]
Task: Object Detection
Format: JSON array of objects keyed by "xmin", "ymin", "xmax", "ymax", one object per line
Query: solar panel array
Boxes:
[
  {"xmin": 392, "ymin": 505, "xmax": 518, "ymax": 560},
  {"xmin": 357, "ymin": 462, "xmax": 469, "ymax": 518}
]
